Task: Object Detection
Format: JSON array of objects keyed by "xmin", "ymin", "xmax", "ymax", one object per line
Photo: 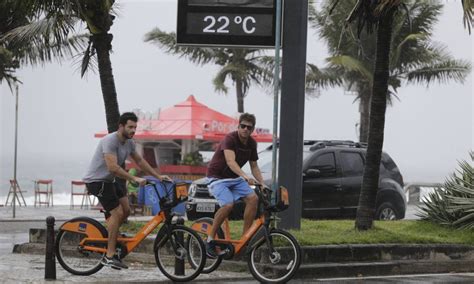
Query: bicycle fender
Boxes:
[
  {"xmin": 153, "ymin": 224, "xmax": 170, "ymax": 250},
  {"xmin": 59, "ymin": 217, "xmax": 108, "ymax": 238},
  {"xmin": 191, "ymin": 217, "xmax": 214, "ymax": 235}
]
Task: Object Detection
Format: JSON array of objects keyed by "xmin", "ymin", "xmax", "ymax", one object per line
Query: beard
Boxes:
[{"xmin": 123, "ymin": 130, "xmax": 134, "ymax": 139}]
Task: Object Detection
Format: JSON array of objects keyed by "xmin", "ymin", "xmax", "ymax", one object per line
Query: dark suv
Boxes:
[{"xmin": 185, "ymin": 140, "xmax": 406, "ymax": 220}]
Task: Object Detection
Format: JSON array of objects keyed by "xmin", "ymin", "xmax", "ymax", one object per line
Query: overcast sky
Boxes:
[{"xmin": 0, "ymin": 0, "xmax": 472, "ymax": 184}]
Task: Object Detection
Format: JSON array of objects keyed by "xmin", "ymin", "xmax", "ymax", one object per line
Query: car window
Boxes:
[
  {"xmin": 381, "ymin": 153, "xmax": 398, "ymax": 171},
  {"xmin": 340, "ymin": 151, "xmax": 364, "ymax": 176},
  {"xmin": 308, "ymin": 152, "xmax": 336, "ymax": 177}
]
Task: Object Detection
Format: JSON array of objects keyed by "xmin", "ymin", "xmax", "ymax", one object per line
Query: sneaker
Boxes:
[
  {"xmin": 206, "ymin": 240, "xmax": 226, "ymax": 259},
  {"xmin": 206, "ymin": 240, "xmax": 218, "ymax": 259},
  {"xmin": 101, "ymin": 255, "xmax": 128, "ymax": 270}
]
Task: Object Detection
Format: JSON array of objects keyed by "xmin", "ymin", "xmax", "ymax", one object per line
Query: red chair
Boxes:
[
  {"xmin": 70, "ymin": 181, "xmax": 94, "ymax": 209},
  {"xmin": 34, "ymin": 179, "xmax": 53, "ymax": 207}
]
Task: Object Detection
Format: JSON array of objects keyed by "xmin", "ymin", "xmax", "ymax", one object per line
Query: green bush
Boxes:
[
  {"xmin": 181, "ymin": 151, "xmax": 204, "ymax": 166},
  {"xmin": 418, "ymin": 152, "xmax": 474, "ymax": 229}
]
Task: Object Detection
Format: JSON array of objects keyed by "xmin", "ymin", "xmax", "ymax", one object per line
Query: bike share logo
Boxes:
[
  {"xmin": 147, "ymin": 189, "xmax": 158, "ymax": 204},
  {"xmin": 78, "ymin": 223, "xmax": 87, "ymax": 232}
]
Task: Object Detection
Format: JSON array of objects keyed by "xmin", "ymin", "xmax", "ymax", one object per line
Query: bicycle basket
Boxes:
[{"xmin": 275, "ymin": 186, "xmax": 289, "ymax": 211}]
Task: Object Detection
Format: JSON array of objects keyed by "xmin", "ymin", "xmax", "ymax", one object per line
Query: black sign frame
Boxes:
[{"xmin": 177, "ymin": 0, "xmax": 280, "ymax": 48}]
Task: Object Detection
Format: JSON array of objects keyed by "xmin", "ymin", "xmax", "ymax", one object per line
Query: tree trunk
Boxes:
[
  {"xmin": 359, "ymin": 85, "xmax": 371, "ymax": 143},
  {"xmin": 355, "ymin": 9, "xmax": 395, "ymax": 231},
  {"xmin": 93, "ymin": 33, "xmax": 120, "ymax": 133},
  {"xmin": 236, "ymin": 78, "xmax": 244, "ymax": 113}
]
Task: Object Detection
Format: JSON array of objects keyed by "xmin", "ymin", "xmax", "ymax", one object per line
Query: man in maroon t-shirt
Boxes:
[{"xmin": 205, "ymin": 113, "xmax": 267, "ymax": 258}]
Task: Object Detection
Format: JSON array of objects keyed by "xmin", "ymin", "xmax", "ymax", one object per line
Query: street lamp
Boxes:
[{"xmin": 12, "ymin": 84, "xmax": 19, "ymax": 218}]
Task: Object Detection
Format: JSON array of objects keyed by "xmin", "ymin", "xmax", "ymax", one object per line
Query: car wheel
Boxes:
[{"xmin": 375, "ymin": 202, "xmax": 399, "ymax": 220}]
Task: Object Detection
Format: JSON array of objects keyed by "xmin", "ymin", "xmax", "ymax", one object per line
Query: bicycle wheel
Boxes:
[
  {"xmin": 189, "ymin": 217, "xmax": 224, "ymax": 273},
  {"xmin": 248, "ymin": 228, "xmax": 302, "ymax": 283},
  {"xmin": 154, "ymin": 224, "xmax": 206, "ymax": 282},
  {"xmin": 55, "ymin": 218, "xmax": 107, "ymax": 275}
]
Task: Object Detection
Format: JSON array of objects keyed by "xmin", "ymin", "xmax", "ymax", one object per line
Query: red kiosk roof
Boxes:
[{"xmin": 95, "ymin": 95, "xmax": 273, "ymax": 142}]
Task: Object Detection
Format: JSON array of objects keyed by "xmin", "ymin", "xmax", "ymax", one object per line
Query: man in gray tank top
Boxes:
[{"xmin": 83, "ymin": 112, "xmax": 171, "ymax": 270}]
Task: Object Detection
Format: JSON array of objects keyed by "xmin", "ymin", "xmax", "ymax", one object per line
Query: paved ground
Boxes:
[
  {"xmin": 0, "ymin": 253, "xmax": 254, "ymax": 283},
  {"xmin": 0, "ymin": 253, "xmax": 473, "ymax": 283}
]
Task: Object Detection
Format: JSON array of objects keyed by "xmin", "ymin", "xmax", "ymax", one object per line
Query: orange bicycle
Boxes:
[
  {"xmin": 189, "ymin": 183, "xmax": 301, "ymax": 283},
  {"xmin": 55, "ymin": 180, "xmax": 206, "ymax": 282}
]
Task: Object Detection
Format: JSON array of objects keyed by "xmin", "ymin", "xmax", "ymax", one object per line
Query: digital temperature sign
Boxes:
[{"xmin": 177, "ymin": 0, "xmax": 280, "ymax": 48}]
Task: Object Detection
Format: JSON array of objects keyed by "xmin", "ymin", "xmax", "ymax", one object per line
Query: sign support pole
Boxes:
[
  {"xmin": 271, "ymin": 0, "xmax": 282, "ymax": 203},
  {"xmin": 278, "ymin": 0, "xmax": 308, "ymax": 230}
]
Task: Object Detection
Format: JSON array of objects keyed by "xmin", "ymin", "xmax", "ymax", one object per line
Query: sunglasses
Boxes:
[{"xmin": 239, "ymin": 123, "xmax": 254, "ymax": 130}]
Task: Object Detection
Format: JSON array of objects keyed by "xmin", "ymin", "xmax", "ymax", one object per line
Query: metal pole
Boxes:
[
  {"xmin": 45, "ymin": 216, "xmax": 56, "ymax": 280},
  {"xmin": 13, "ymin": 85, "xmax": 19, "ymax": 218},
  {"xmin": 174, "ymin": 218, "xmax": 185, "ymax": 276},
  {"xmin": 271, "ymin": 0, "xmax": 283, "ymax": 196}
]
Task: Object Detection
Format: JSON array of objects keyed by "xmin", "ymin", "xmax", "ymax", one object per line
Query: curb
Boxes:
[{"xmin": 15, "ymin": 233, "xmax": 474, "ymax": 279}]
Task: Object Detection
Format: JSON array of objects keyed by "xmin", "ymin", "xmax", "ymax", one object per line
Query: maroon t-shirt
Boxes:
[{"xmin": 207, "ymin": 131, "xmax": 258, "ymax": 179}]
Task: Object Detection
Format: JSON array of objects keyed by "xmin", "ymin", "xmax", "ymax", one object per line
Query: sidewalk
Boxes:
[
  {"xmin": 0, "ymin": 205, "xmax": 153, "ymax": 222},
  {"xmin": 0, "ymin": 253, "xmax": 254, "ymax": 283}
]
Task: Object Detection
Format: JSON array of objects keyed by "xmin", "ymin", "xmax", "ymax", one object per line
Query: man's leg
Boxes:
[
  {"xmin": 87, "ymin": 182, "xmax": 128, "ymax": 269},
  {"xmin": 207, "ymin": 179, "xmax": 234, "ymax": 258},
  {"xmin": 209, "ymin": 203, "xmax": 233, "ymax": 239},
  {"xmin": 106, "ymin": 204, "xmax": 124, "ymax": 258},
  {"xmin": 231, "ymin": 178, "xmax": 258, "ymax": 235},
  {"xmin": 242, "ymin": 193, "xmax": 258, "ymax": 234},
  {"xmin": 116, "ymin": 180, "xmax": 130, "ymax": 223},
  {"xmin": 119, "ymin": 196, "xmax": 130, "ymax": 223}
]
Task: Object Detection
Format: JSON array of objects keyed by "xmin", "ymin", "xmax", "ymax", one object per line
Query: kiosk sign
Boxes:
[{"xmin": 177, "ymin": 0, "xmax": 279, "ymax": 48}]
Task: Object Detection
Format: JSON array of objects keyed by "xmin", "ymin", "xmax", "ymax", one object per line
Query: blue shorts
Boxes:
[{"xmin": 207, "ymin": 177, "xmax": 254, "ymax": 207}]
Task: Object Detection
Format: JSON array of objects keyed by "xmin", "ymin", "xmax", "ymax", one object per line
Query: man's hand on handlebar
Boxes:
[
  {"xmin": 159, "ymin": 175, "xmax": 173, "ymax": 182},
  {"xmin": 243, "ymin": 176, "xmax": 257, "ymax": 185},
  {"xmin": 133, "ymin": 176, "xmax": 147, "ymax": 187}
]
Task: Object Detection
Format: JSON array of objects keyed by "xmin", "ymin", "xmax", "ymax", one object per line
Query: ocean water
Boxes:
[{"xmin": 1, "ymin": 154, "xmax": 90, "ymax": 206}]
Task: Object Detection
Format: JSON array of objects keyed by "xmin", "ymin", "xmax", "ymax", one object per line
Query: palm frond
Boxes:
[
  {"xmin": 0, "ymin": 47, "xmax": 19, "ymax": 85},
  {"xmin": 144, "ymin": 28, "xmax": 216, "ymax": 66},
  {"xmin": 213, "ymin": 63, "xmax": 249, "ymax": 94},
  {"xmin": 2, "ymin": 14, "xmax": 78, "ymax": 50},
  {"xmin": 81, "ymin": 39, "xmax": 93, "ymax": 77},
  {"xmin": 16, "ymin": 33, "xmax": 88, "ymax": 66},
  {"xmin": 405, "ymin": 59, "xmax": 471, "ymax": 85},
  {"xmin": 390, "ymin": 32, "xmax": 427, "ymax": 69},
  {"xmin": 462, "ymin": 0, "xmax": 473, "ymax": 34},
  {"xmin": 418, "ymin": 152, "xmax": 474, "ymax": 229},
  {"xmin": 305, "ymin": 63, "xmax": 343, "ymax": 97},
  {"xmin": 327, "ymin": 55, "xmax": 373, "ymax": 82}
]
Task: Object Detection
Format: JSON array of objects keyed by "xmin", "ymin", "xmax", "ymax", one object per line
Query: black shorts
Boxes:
[{"xmin": 86, "ymin": 179, "xmax": 127, "ymax": 212}]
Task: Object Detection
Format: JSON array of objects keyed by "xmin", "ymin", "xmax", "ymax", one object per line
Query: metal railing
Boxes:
[{"xmin": 404, "ymin": 182, "xmax": 444, "ymax": 204}]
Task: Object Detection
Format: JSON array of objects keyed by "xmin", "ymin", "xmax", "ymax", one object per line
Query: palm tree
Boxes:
[
  {"xmin": 343, "ymin": 0, "xmax": 402, "ymax": 231},
  {"xmin": 309, "ymin": 0, "xmax": 471, "ymax": 143},
  {"xmin": 2, "ymin": 0, "xmax": 120, "ymax": 133},
  {"xmin": 144, "ymin": 29, "xmax": 273, "ymax": 113}
]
